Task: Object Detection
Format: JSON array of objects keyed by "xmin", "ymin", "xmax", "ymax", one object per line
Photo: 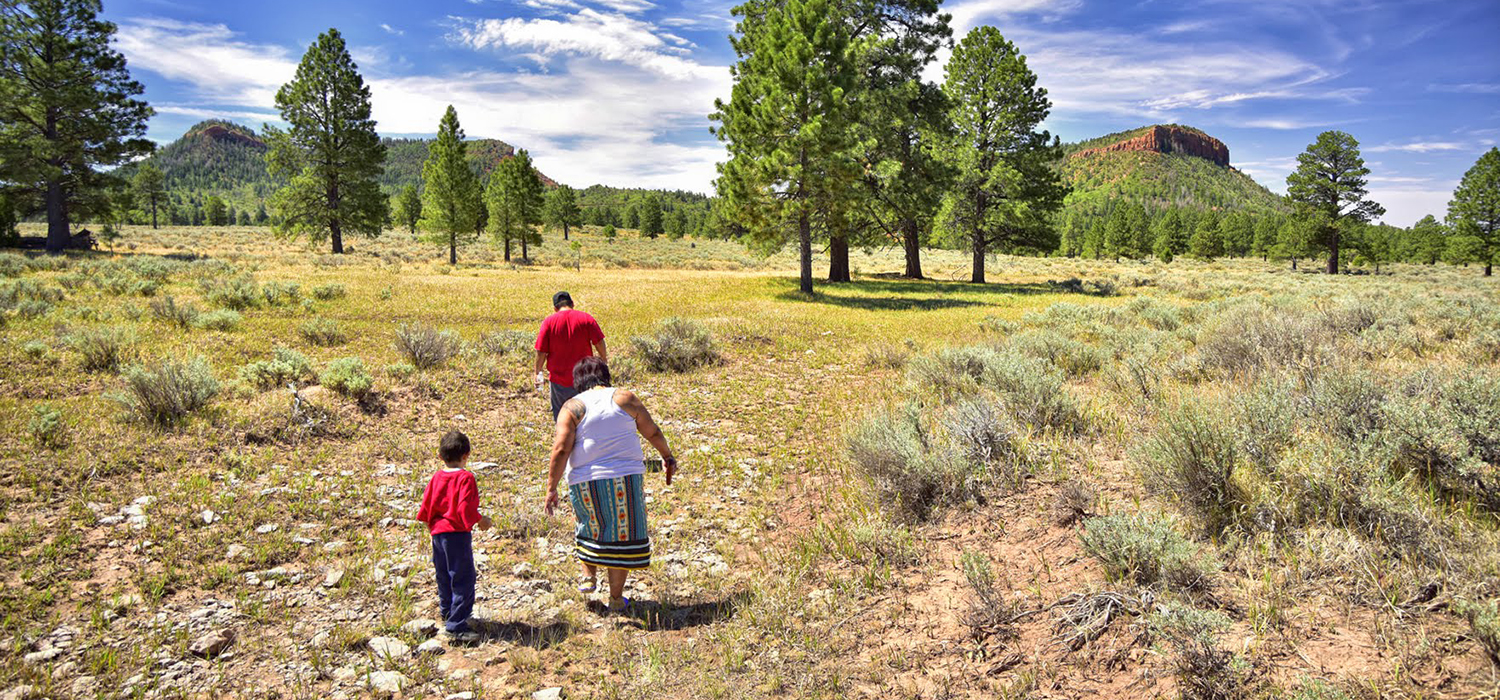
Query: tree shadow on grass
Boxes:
[
  {"xmin": 772, "ymin": 275, "xmax": 1056, "ymax": 311},
  {"xmin": 583, "ymin": 591, "xmax": 748, "ymax": 631}
]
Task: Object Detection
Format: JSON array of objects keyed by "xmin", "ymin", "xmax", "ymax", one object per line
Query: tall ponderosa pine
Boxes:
[
  {"xmin": 393, "ymin": 184, "xmax": 421, "ymax": 235},
  {"xmin": 419, "ymin": 106, "xmax": 481, "ymax": 264},
  {"xmin": 485, "ymin": 150, "xmax": 544, "ymax": 262},
  {"xmin": 543, "ymin": 184, "xmax": 583, "ymax": 240},
  {"xmin": 0, "ymin": 0, "xmax": 153, "ymax": 252},
  {"xmin": 1405, "ymin": 214, "xmax": 1447, "ymax": 265},
  {"xmin": 932, "ymin": 26, "xmax": 1065, "ymax": 284},
  {"xmin": 1285, "ymin": 130, "xmax": 1383, "ymax": 274},
  {"xmin": 1447, "ymin": 147, "xmax": 1500, "ymax": 276},
  {"xmin": 132, "ymin": 163, "xmax": 166, "ymax": 229},
  {"xmin": 713, "ymin": 0, "xmax": 861, "ymax": 295},
  {"xmin": 842, "ymin": 0, "xmax": 952, "ymax": 279},
  {"xmin": 264, "ymin": 28, "xmax": 387, "ymax": 254},
  {"xmin": 639, "ymin": 193, "xmax": 664, "ymax": 239}
]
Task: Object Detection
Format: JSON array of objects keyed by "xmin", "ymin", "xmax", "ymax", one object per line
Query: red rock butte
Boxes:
[
  {"xmin": 1070, "ymin": 125, "xmax": 1230, "ymax": 167},
  {"xmin": 192, "ymin": 124, "xmax": 266, "ymax": 149}
]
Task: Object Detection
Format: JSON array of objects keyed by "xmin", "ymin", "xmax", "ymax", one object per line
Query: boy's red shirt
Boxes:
[{"xmin": 417, "ymin": 468, "xmax": 481, "ymax": 535}]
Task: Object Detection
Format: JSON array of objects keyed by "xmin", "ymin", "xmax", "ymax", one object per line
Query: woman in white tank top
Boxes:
[{"xmin": 543, "ymin": 357, "xmax": 678, "ymax": 613}]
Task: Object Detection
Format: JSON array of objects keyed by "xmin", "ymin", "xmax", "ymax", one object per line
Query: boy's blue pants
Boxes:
[{"xmin": 431, "ymin": 531, "xmax": 475, "ymax": 633}]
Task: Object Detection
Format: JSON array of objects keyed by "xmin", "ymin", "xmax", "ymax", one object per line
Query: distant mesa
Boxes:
[
  {"xmin": 188, "ymin": 122, "xmax": 266, "ymax": 150},
  {"xmin": 1069, "ymin": 125, "xmax": 1230, "ymax": 167}
]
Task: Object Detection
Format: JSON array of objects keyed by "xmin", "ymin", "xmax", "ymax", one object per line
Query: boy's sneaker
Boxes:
[{"xmin": 443, "ymin": 628, "xmax": 480, "ymax": 644}]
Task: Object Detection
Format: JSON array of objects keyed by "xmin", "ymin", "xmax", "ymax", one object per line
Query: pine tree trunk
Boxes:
[
  {"xmin": 1291, "ymin": 257, "xmax": 1298, "ymax": 271},
  {"xmin": 798, "ymin": 211, "xmax": 813, "ymax": 295},
  {"xmin": 330, "ymin": 219, "xmax": 344, "ymax": 254},
  {"xmin": 504, "ymin": 238, "xmax": 512, "ymax": 262},
  {"xmin": 828, "ymin": 234, "xmax": 850, "ymax": 282},
  {"xmin": 150, "ymin": 202, "xmax": 158, "ymax": 229},
  {"xmin": 45, "ymin": 179, "xmax": 67, "ymax": 254},
  {"xmin": 971, "ymin": 231, "xmax": 986, "ymax": 284},
  {"xmin": 902, "ymin": 219, "xmax": 923, "ymax": 279},
  {"xmin": 1326, "ymin": 234, "xmax": 1338, "ymax": 274},
  {"xmin": 1486, "ymin": 263, "xmax": 1493, "ymax": 277},
  {"xmin": 563, "ymin": 223, "xmax": 569, "ymax": 241},
  {"xmin": 522, "ymin": 236, "xmax": 529, "ymax": 261},
  {"xmin": 449, "ymin": 232, "xmax": 457, "ymax": 264}
]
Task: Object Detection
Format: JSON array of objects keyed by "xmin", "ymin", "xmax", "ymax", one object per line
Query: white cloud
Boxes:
[
  {"xmin": 116, "ymin": 18, "xmax": 295, "ymax": 106},
  {"xmin": 1369, "ymin": 187, "xmax": 1453, "ymax": 228},
  {"xmin": 1428, "ymin": 82, "xmax": 1500, "ymax": 94},
  {"xmin": 451, "ymin": 9, "xmax": 711, "ymax": 79},
  {"xmin": 1366, "ymin": 141, "xmax": 1466, "ymax": 153},
  {"xmin": 116, "ymin": 15, "xmax": 730, "ymax": 192},
  {"xmin": 153, "ymin": 105, "xmax": 282, "ymax": 122},
  {"xmin": 946, "ymin": 0, "xmax": 1083, "ymax": 34},
  {"xmin": 379, "ymin": 23, "xmax": 403, "ymax": 36}
]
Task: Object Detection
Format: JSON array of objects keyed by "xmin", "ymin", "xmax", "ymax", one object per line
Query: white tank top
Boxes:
[{"xmin": 565, "ymin": 388, "xmax": 645, "ymax": 486}]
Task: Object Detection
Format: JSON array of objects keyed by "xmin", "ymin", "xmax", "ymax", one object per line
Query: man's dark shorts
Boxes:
[{"xmin": 550, "ymin": 382, "xmax": 579, "ymax": 419}]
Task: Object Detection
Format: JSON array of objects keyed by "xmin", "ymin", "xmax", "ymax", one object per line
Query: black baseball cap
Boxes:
[{"xmin": 552, "ymin": 291, "xmax": 573, "ymax": 308}]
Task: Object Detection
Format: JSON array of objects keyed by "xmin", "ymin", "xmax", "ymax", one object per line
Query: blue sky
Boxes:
[{"xmin": 104, "ymin": 0, "xmax": 1499, "ymax": 226}]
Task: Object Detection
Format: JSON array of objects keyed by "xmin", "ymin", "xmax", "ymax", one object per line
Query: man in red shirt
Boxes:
[{"xmin": 534, "ymin": 291, "xmax": 606, "ymax": 418}]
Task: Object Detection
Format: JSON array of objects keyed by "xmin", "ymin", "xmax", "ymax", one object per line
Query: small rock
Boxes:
[
  {"xmin": 22, "ymin": 647, "xmax": 61, "ymax": 664},
  {"xmin": 401, "ymin": 619, "xmax": 438, "ymax": 638},
  {"xmin": 415, "ymin": 638, "xmax": 444, "ymax": 656},
  {"xmin": 255, "ymin": 523, "xmax": 279, "ymax": 534},
  {"xmin": 446, "ymin": 693, "xmax": 476, "ymax": 700},
  {"xmin": 367, "ymin": 636, "xmax": 410, "ymax": 660},
  {"xmin": 0, "ymin": 685, "xmax": 37, "ymax": 700},
  {"xmin": 71, "ymin": 676, "xmax": 99, "ymax": 697},
  {"xmin": 364, "ymin": 671, "xmax": 410, "ymax": 694},
  {"xmin": 200, "ymin": 509, "xmax": 218, "ymax": 525},
  {"xmin": 225, "ymin": 544, "xmax": 247, "ymax": 560},
  {"xmin": 533, "ymin": 688, "xmax": 564, "ymax": 700},
  {"xmin": 332, "ymin": 666, "xmax": 357, "ymax": 682},
  {"xmin": 188, "ymin": 628, "xmax": 235, "ymax": 658},
  {"xmin": 512, "ymin": 562, "xmax": 537, "ymax": 579},
  {"xmin": 323, "ymin": 569, "xmax": 344, "ymax": 588},
  {"xmin": 310, "ymin": 631, "xmax": 330, "ymax": 648}
]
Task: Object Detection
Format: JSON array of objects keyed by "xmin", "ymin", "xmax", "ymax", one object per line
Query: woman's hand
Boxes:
[
  {"xmin": 664, "ymin": 455, "xmax": 677, "ymax": 486},
  {"xmin": 543, "ymin": 489, "xmax": 560, "ymax": 516},
  {"xmin": 477, "ymin": 515, "xmax": 493, "ymax": 531}
]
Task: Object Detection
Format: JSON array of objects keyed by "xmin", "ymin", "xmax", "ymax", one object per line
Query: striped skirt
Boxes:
[{"xmin": 568, "ymin": 473, "xmax": 651, "ymax": 570}]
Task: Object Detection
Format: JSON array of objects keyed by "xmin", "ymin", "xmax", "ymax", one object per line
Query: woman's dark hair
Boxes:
[
  {"xmin": 439, "ymin": 430, "xmax": 470, "ymax": 464},
  {"xmin": 572, "ymin": 356, "xmax": 611, "ymax": 392}
]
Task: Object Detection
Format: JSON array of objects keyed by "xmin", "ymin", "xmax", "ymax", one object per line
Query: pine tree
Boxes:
[
  {"xmin": 1251, "ymin": 215, "xmax": 1279, "ymax": 260},
  {"xmin": 932, "ymin": 26, "xmax": 1065, "ymax": 283},
  {"xmin": 394, "ymin": 184, "xmax": 421, "ymax": 235},
  {"xmin": 486, "ymin": 149, "xmax": 544, "ymax": 262},
  {"xmin": 1188, "ymin": 211, "xmax": 1223, "ymax": 260},
  {"xmin": 1446, "ymin": 147, "xmax": 1499, "ymax": 276},
  {"xmin": 639, "ymin": 193, "xmax": 664, "ymax": 239},
  {"xmin": 418, "ymin": 106, "xmax": 481, "ymax": 264},
  {"xmin": 1081, "ymin": 219, "xmax": 1104, "ymax": 259},
  {"xmin": 132, "ymin": 164, "xmax": 166, "ymax": 229},
  {"xmin": 0, "ymin": 0, "xmax": 154, "ymax": 252},
  {"xmin": 1273, "ymin": 212, "xmax": 1318, "ymax": 270},
  {"xmin": 542, "ymin": 184, "xmax": 582, "ymax": 240},
  {"xmin": 1152, "ymin": 208, "xmax": 1187, "ymax": 262},
  {"xmin": 713, "ymin": 0, "xmax": 861, "ymax": 294},
  {"xmin": 264, "ymin": 28, "xmax": 387, "ymax": 254},
  {"xmin": 205, "ymin": 196, "xmax": 227, "ymax": 226},
  {"xmin": 1102, "ymin": 206, "xmax": 1133, "ymax": 260},
  {"xmin": 1285, "ymin": 131, "xmax": 1384, "ymax": 274},
  {"xmin": 842, "ymin": 0, "xmax": 952, "ymax": 279},
  {"xmin": 1406, "ymin": 214, "xmax": 1447, "ymax": 265}
]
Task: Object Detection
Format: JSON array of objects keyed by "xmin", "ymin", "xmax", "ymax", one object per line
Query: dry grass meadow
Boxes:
[{"xmin": 2, "ymin": 222, "xmax": 1498, "ymax": 699}]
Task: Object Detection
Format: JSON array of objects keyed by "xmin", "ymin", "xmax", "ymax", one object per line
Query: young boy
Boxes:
[{"xmin": 417, "ymin": 430, "xmax": 491, "ymax": 640}]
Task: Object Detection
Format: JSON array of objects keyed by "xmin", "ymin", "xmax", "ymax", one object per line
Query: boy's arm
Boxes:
[{"xmin": 461, "ymin": 476, "xmax": 489, "ymax": 531}]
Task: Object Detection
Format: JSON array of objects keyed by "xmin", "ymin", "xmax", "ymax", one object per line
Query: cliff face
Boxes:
[
  {"xmin": 1071, "ymin": 125, "xmax": 1229, "ymax": 167},
  {"xmin": 191, "ymin": 123, "xmax": 267, "ymax": 150}
]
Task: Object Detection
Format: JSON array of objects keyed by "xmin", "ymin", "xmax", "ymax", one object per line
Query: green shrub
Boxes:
[
  {"xmin": 1148, "ymin": 604, "xmax": 1255, "ymax": 700},
  {"xmin": 478, "ymin": 329, "xmax": 533, "ymax": 356},
  {"xmin": 1381, "ymin": 371, "xmax": 1500, "ymax": 510},
  {"xmin": 630, "ymin": 317, "xmax": 721, "ymax": 372},
  {"xmin": 394, "ymin": 323, "xmax": 460, "ymax": 369},
  {"xmin": 904, "ymin": 345, "xmax": 1001, "ymax": 398},
  {"xmin": 149, "ymin": 295, "xmax": 201, "ymax": 329},
  {"xmin": 194, "ymin": 309, "xmax": 242, "ymax": 331},
  {"xmin": 202, "ymin": 276, "xmax": 261, "ymax": 310},
  {"xmin": 1233, "ymin": 376, "xmax": 1299, "ymax": 471},
  {"xmin": 947, "ymin": 395, "xmax": 1034, "ymax": 491},
  {"xmin": 67, "ymin": 326, "xmax": 135, "ymax": 373},
  {"xmin": 238, "ymin": 347, "xmax": 317, "ymax": 390},
  {"xmin": 1137, "ymin": 399, "xmax": 1246, "ymax": 535},
  {"xmin": 1195, "ymin": 302, "xmax": 1333, "ymax": 378},
  {"xmin": 309, "ymin": 283, "xmax": 346, "ymax": 300},
  {"xmin": 298, "ymin": 318, "xmax": 346, "ymax": 347},
  {"xmin": 1454, "ymin": 598, "xmax": 1500, "ymax": 667},
  {"xmin": 906, "ymin": 346, "xmax": 1082, "ymax": 431},
  {"xmin": 321, "ymin": 356, "xmax": 373, "ymax": 399},
  {"xmin": 1080, "ymin": 513, "xmax": 1219, "ymax": 591},
  {"xmin": 114, "ymin": 356, "xmax": 221, "ymax": 428},
  {"xmin": 1007, "ymin": 330, "xmax": 1106, "ymax": 378},
  {"xmin": 863, "ymin": 339, "xmax": 916, "ymax": 370},
  {"xmin": 259, "ymin": 280, "xmax": 301, "ymax": 306},
  {"xmin": 0, "ymin": 252, "xmax": 24, "ymax": 277},
  {"xmin": 21, "ymin": 340, "xmax": 49, "ymax": 359},
  {"xmin": 28, "ymin": 405, "xmax": 68, "ymax": 449},
  {"xmin": 846, "ymin": 402, "xmax": 983, "ymax": 523},
  {"xmin": 959, "ymin": 551, "xmax": 1013, "ymax": 638},
  {"xmin": 384, "ymin": 362, "xmax": 416, "ymax": 379}
]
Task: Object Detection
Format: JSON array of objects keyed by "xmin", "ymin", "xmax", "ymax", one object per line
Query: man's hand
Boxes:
[
  {"xmin": 535, "ymin": 371, "xmax": 547, "ymax": 395},
  {"xmin": 664, "ymin": 456, "xmax": 677, "ymax": 486},
  {"xmin": 477, "ymin": 515, "xmax": 493, "ymax": 531},
  {"xmin": 543, "ymin": 489, "xmax": 560, "ymax": 516}
]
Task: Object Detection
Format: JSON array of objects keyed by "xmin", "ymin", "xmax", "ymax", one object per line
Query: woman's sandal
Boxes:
[{"xmin": 577, "ymin": 575, "xmax": 597, "ymax": 594}]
